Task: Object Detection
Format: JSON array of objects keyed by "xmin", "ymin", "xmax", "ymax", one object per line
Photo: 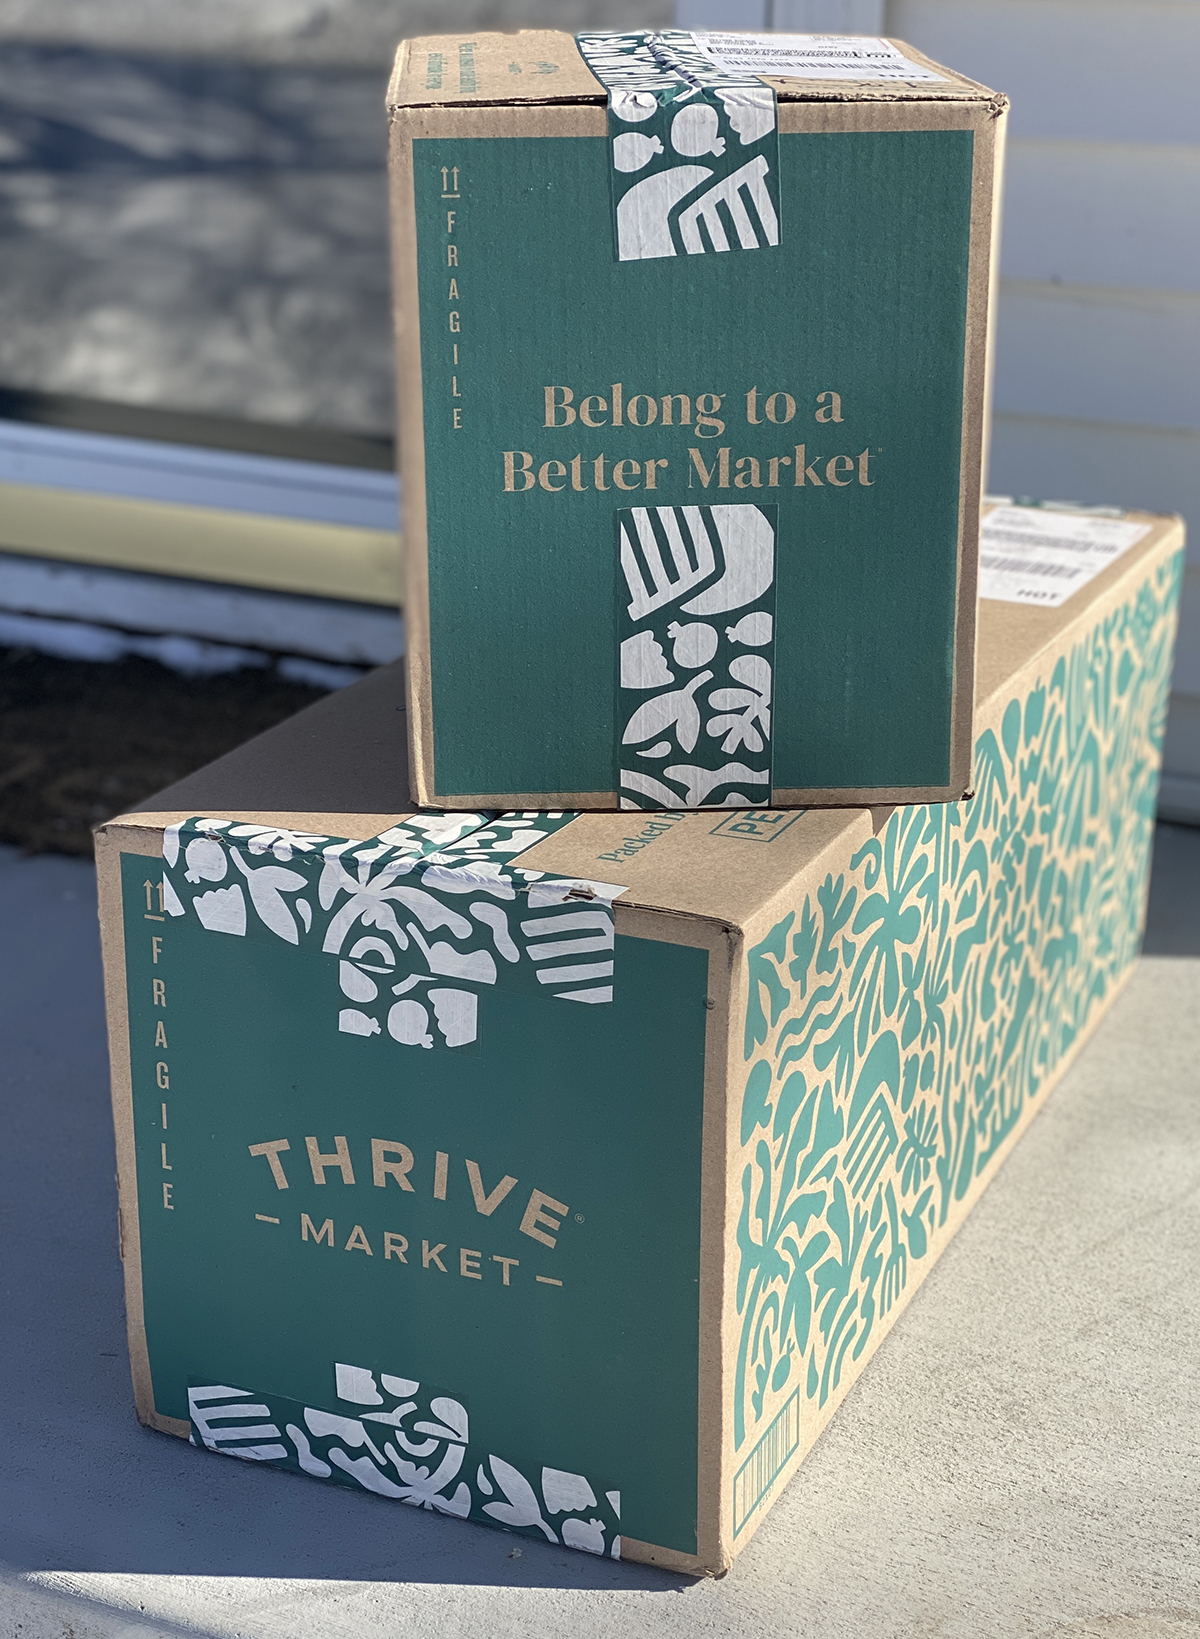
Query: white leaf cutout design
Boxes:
[
  {"xmin": 542, "ymin": 1468, "xmax": 597, "ymax": 1515},
  {"xmin": 231, "ymin": 856, "xmax": 307, "ymax": 945},
  {"xmin": 681, "ymin": 506, "xmax": 774, "ymax": 616},
  {"xmin": 481, "ymin": 1456, "xmax": 557, "ymax": 1541},
  {"xmin": 621, "ymin": 669, "xmax": 712, "ymax": 752},
  {"xmin": 662, "ymin": 761, "xmax": 769, "ymax": 805},
  {"xmin": 193, "ymin": 885, "xmax": 246, "ymax": 935},
  {"xmin": 620, "ymin": 630, "xmax": 674, "ymax": 689}
]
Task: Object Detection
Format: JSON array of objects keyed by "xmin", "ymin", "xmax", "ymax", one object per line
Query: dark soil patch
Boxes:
[{"xmin": 0, "ymin": 647, "xmax": 325, "ymax": 856}]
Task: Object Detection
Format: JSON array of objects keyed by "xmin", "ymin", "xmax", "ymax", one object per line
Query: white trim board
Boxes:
[
  {"xmin": 0, "ymin": 552, "xmax": 404, "ymax": 667},
  {"xmin": 0, "ymin": 417, "xmax": 400, "ymax": 530}
]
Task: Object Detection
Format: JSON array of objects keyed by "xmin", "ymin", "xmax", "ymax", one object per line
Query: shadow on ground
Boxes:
[{"xmin": 0, "ymin": 647, "xmax": 326, "ymax": 854}]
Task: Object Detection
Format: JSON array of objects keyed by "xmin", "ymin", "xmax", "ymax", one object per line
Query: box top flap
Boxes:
[
  {"xmin": 974, "ymin": 506, "xmax": 1185, "ymax": 713},
  {"xmin": 120, "ymin": 661, "xmax": 412, "ymax": 841},
  {"xmin": 515, "ymin": 805, "xmax": 872, "ymax": 929},
  {"xmin": 387, "ymin": 30, "xmax": 997, "ymax": 112}
]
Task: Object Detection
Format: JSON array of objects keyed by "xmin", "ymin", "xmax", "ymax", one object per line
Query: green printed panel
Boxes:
[
  {"xmin": 415, "ymin": 128, "xmax": 973, "ymax": 796},
  {"xmin": 124, "ymin": 864, "xmax": 707, "ymax": 1556}
]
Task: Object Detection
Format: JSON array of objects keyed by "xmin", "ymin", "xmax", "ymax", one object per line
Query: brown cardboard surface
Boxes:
[
  {"xmin": 94, "ymin": 824, "xmax": 162, "ymax": 1432},
  {"xmin": 388, "ymin": 31, "xmax": 994, "ymax": 110},
  {"xmin": 389, "ymin": 37, "xmax": 1005, "ymax": 813},
  {"xmin": 97, "ymin": 501, "xmax": 1183, "ymax": 1575},
  {"xmin": 712, "ymin": 511, "xmax": 1184, "ymax": 1568},
  {"xmin": 389, "ymin": 31, "xmax": 607, "ymax": 109},
  {"xmin": 520, "ymin": 807, "xmax": 870, "ymax": 928},
  {"xmin": 974, "ymin": 509, "xmax": 1185, "ymax": 713},
  {"xmin": 128, "ymin": 662, "xmax": 411, "ymax": 836}
]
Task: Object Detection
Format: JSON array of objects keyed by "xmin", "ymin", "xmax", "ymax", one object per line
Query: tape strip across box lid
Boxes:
[
  {"xmin": 161, "ymin": 811, "xmax": 626, "ymax": 1053},
  {"xmin": 574, "ymin": 29, "xmax": 780, "ymax": 263},
  {"xmin": 617, "ymin": 501, "xmax": 778, "ymax": 809}
]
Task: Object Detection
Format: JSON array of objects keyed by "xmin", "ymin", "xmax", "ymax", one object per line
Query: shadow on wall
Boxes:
[{"xmin": 1141, "ymin": 822, "xmax": 1200, "ymax": 957}]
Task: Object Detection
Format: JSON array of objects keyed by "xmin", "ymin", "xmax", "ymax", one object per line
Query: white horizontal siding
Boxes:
[
  {"xmin": 886, "ymin": 0, "xmax": 1200, "ymax": 143},
  {"xmin": 774, "ymin": 0, "xmax": 886, "ymax": 24},
  {"xmin": 1161, "ymin": 696, "xmax": 1200, "ymax": 823},
  {"xmin": 993, "ymin": 283, "xmax": 1200, "ymax": 431},
  {"xmin": 677, "ymin": 0, "xmax": 770, "ymax": 22},
  {"xmin": 887, "ymin": 0, "xmax": 1200, "ymax": 812},
  {"xmin": 0, "ymin": 418, "xmax": 399, "ymax": 528},
  {"xmin": 989, "ymin": 414, "xmax": 1200, "ymax": 562},
  {"xmin": 990, "ymin": 414, "xmax": 1199, "ymax": 810},
  {"xmin": 1001, "ymin": 140, "xmax": 1200, "ymax": 291},
  {"xmin": 0, "ymin": 550, "xmax": 404, "ymax": 666},
  {"xmin": 677, "ymin": 1, "xmax": 886, "ymax": 27}
]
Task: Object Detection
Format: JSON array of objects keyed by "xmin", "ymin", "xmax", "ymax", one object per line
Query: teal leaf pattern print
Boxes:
[{"xmin": 734, "ymin": 555, "xmax": 1181, "ymax": 1453}]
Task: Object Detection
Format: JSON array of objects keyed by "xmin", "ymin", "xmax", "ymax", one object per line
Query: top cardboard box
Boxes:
[{"xmin": 388, "ymin": 28, "xmax": 1007, "ymax": 812}]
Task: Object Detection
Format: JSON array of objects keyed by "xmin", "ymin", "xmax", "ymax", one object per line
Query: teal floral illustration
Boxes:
[
  {"xmin": 897, "ymin": 1101, "xmax": 938, "ymax": 1196},
  {"xmin": 733, "ymin": 553, "xmax": 1181, "ymax": 1473}
]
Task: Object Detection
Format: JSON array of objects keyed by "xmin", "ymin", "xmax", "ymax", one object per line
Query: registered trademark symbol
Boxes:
[{"xmin": 574, "ymin": 1213, "xmax": 585, "ymax": 1223}]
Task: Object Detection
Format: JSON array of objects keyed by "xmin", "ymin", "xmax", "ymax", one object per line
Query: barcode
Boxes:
[
  {"xmin": 980, "ymin": 554, "xmax": 1084, "ymax": 580},
  {"xmin": 983, "ymin": 527, "xmax": 1086, "ymax": 552},
  {"xmin": 733, "ymin": 1390, "xmax": 800, "ymax": 1534},
  {"xmin": 770, "ymin": 49, "xmax": 890, "ymax": 58}
]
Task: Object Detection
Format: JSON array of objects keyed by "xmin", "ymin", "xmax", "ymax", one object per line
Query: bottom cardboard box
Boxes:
[{"xmin": 96, "ymin": 508, "xmax": 1182, "ymax": 1575}]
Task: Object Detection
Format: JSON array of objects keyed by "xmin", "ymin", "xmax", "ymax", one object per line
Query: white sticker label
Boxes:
[
  {"xmin": 690, "ymin": 33, "xmax": 946, "ymax": 83},
  {"xmin": 978, "ymin": 507, "xmax": 1152, "ymax": 609}
]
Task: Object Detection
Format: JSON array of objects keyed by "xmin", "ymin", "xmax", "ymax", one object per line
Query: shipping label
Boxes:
[{"xmin": 979, "ymin": 505, "xmax": 1152, "ymax": 609}]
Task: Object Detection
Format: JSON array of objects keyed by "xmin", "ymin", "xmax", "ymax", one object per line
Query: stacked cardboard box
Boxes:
[
  {"xmin": 388, "ymin": 28, "xmax": 1006, "ymax": 810},
  {"xmin": 98, "ymin": 502, "xmax": 1183, "ymax": 1574}
]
